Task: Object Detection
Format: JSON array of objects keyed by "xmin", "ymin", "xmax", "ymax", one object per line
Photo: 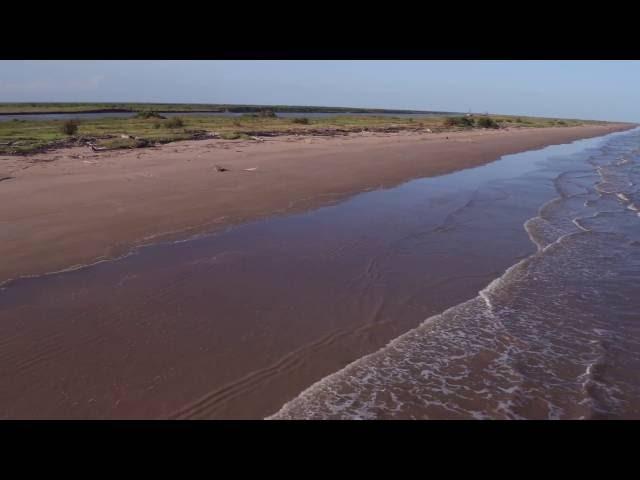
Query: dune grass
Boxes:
[{"xmin": 0, "ymin": 113, "xmax": 608, "ymax": 155}]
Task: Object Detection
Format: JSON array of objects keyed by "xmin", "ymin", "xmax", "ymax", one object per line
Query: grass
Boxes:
[
  {"xmin": 0, "ymin": 113, "xmax": 610, "ymax": 155},
  {"xmin": 219, "ymin": 132, "xmax": 251, "ymax": 140},
  {"xmin": 164, "ymin": 117, "xmax": 184, "ymax": 128}
]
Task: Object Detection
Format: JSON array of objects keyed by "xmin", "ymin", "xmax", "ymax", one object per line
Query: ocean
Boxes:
[{"xmin": 270, "ymin": 128, "xmax": 640, "ymax": 419}]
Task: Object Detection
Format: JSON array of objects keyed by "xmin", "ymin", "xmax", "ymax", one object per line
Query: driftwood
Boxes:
[
  {"xmin": 89, "ymin": 144, "xmax": 108, "ymax": 152},
  {"xmin": 215, "ymin": 165, "xmax": 229, "ymax": 172}
]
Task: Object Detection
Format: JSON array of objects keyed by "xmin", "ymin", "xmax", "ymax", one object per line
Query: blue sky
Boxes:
[{"xmin": 1, "ymin": 61, "xmax": 639, "ymax": 121}]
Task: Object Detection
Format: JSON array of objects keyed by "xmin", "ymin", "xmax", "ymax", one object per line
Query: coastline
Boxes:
[
  {"xmin": 0, "ymin": 125, "xmax": 635, "ymax": 419},
  {"xmin": 0, "ymin": 123, "xmax": 634, "ymax": 285},
  {"xmin": 268, "ymin": 127, "xmax": 640, "ymax": 420}
]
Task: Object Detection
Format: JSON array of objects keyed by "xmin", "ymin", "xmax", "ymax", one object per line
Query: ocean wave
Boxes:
[{"xmin": 268, "ymin": 128, "xmax": 640, "ymax": 420}]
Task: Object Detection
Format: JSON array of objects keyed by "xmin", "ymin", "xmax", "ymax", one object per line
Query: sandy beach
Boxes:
[
  {"xmin": 0, "ymin": 123, "xmax": 637, "ymax": 420},
  {"xmin": 0, "ymin": 123, "xmax": 633, "ymax": 285}
]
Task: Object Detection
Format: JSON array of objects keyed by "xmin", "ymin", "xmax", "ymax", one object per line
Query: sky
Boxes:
[{"xmin": 1, "ymin": 60, "xmax": 639, "ymax": 121}]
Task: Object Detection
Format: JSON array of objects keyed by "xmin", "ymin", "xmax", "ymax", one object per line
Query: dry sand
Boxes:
[{"xmin": 0, "ymin": 124, "xmax": 633, "ymax": 286}]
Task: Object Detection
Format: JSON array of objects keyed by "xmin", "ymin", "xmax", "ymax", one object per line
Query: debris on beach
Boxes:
[
  {"xmin": 88, "ymin": 143, "xmax": 108, "ymax": 152},
  {"xmin": 243, "ymin": 167, "xmax": 258, "ymax": 172},
  {"xmin": 215, "ymin": 165, "xmax": 229, "ymax": 172}
]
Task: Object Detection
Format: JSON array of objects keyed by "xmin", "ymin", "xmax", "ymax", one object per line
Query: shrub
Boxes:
[
  {"xmin": 476, "ymin": 117, "xmax": 499, "ymax": 129},
  {"xmin": 135, "ymin": 111, "xmax": 166, "ymax": 119},
  {"xmin": 61, "ymin": 119, "xmax": 79, "ymax": 135},
  {"xmin": 165, "ymin": 117, "xmax": 184, "ymax": 129},
  {"xmin": 258, "ymin": 109, "xmax": 277, "ymax": 118},
  {"xmin": 292, "ymin": 117, "xmax": 310, "ymax": 124},
  {"xmin": 556, "ymin": 120, "xmax": 567, "ymax": 126},
  {"xmin": 444, "ymin": 116, "xmax": 474, "ymax": 128}
]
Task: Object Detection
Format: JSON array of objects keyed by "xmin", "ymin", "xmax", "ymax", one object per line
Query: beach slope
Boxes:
[{"xmin": 0, "ymin": 123, "xmax": 633, "ymax": 284}]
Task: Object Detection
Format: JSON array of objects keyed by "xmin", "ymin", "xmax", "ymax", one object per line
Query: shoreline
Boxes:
[
  {"xmin": 0, "ymin": 125, "xmax": 635, "ymax": 420},
  {"xmin": 0, "ymin": 123, "xmax": 634, "ymax": 285},
  {"xmin": 269, "ymin": 128, "xmax": 640, "ymax": 420}
]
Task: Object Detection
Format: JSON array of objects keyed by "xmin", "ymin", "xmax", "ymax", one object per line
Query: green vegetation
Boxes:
[
  {"xmin": 0, "ymin": 112, "xmax": 608, "ymax": 155},
  {"xmin": 444, "ymin": 116, "xmax": 475, "ymax": 128},
  {"xmin": 442, "ymin": 114, "xmax": 587, "ymax": 130},
  {"xmin": 151, "ymin": 117, "xmax": 185, "ymax": 129},
  {"xmin": 164, "ymin": 117, "xmax": 185, "ymax": 128},
  {"xmin": 219, "ymin": 132, "xmax": 251, "ymax": 140},
  {"xmin": 134, "ymin": 111, "xmax": 166, "ymax": 119},
  {"xmin": 61, "ymin": 119, "xmax": 79, "ymax": 135},
  {"xmin": 476, "ymin": 117, "xmax": 500, "ymax": 129}
]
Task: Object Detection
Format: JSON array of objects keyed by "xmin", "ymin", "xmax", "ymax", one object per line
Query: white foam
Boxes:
[{"xmin": 268, "ymin": 128, "xmax": 640, "ymax": 420}]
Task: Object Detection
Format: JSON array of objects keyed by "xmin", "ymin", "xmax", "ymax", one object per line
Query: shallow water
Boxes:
[
  {"xmin": 270, "ymin": 128, "xmax": 640, "ymax": 420},
  {"xmin": 0, "ymin": 128, "xmax": 637, "ymax": 419}
]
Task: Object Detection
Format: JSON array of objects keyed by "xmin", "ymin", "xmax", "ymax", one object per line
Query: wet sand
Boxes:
[
  {"xmin": 0, "ymin": 124, "xmax": 633, "ymax": 285},
  {"xmin": 271, "ymin": 128, "xmax": 640, "ymax": 419},
  {"xmin": 0, "ymin": 123, "xmax": 636, "ymax": 419}
]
